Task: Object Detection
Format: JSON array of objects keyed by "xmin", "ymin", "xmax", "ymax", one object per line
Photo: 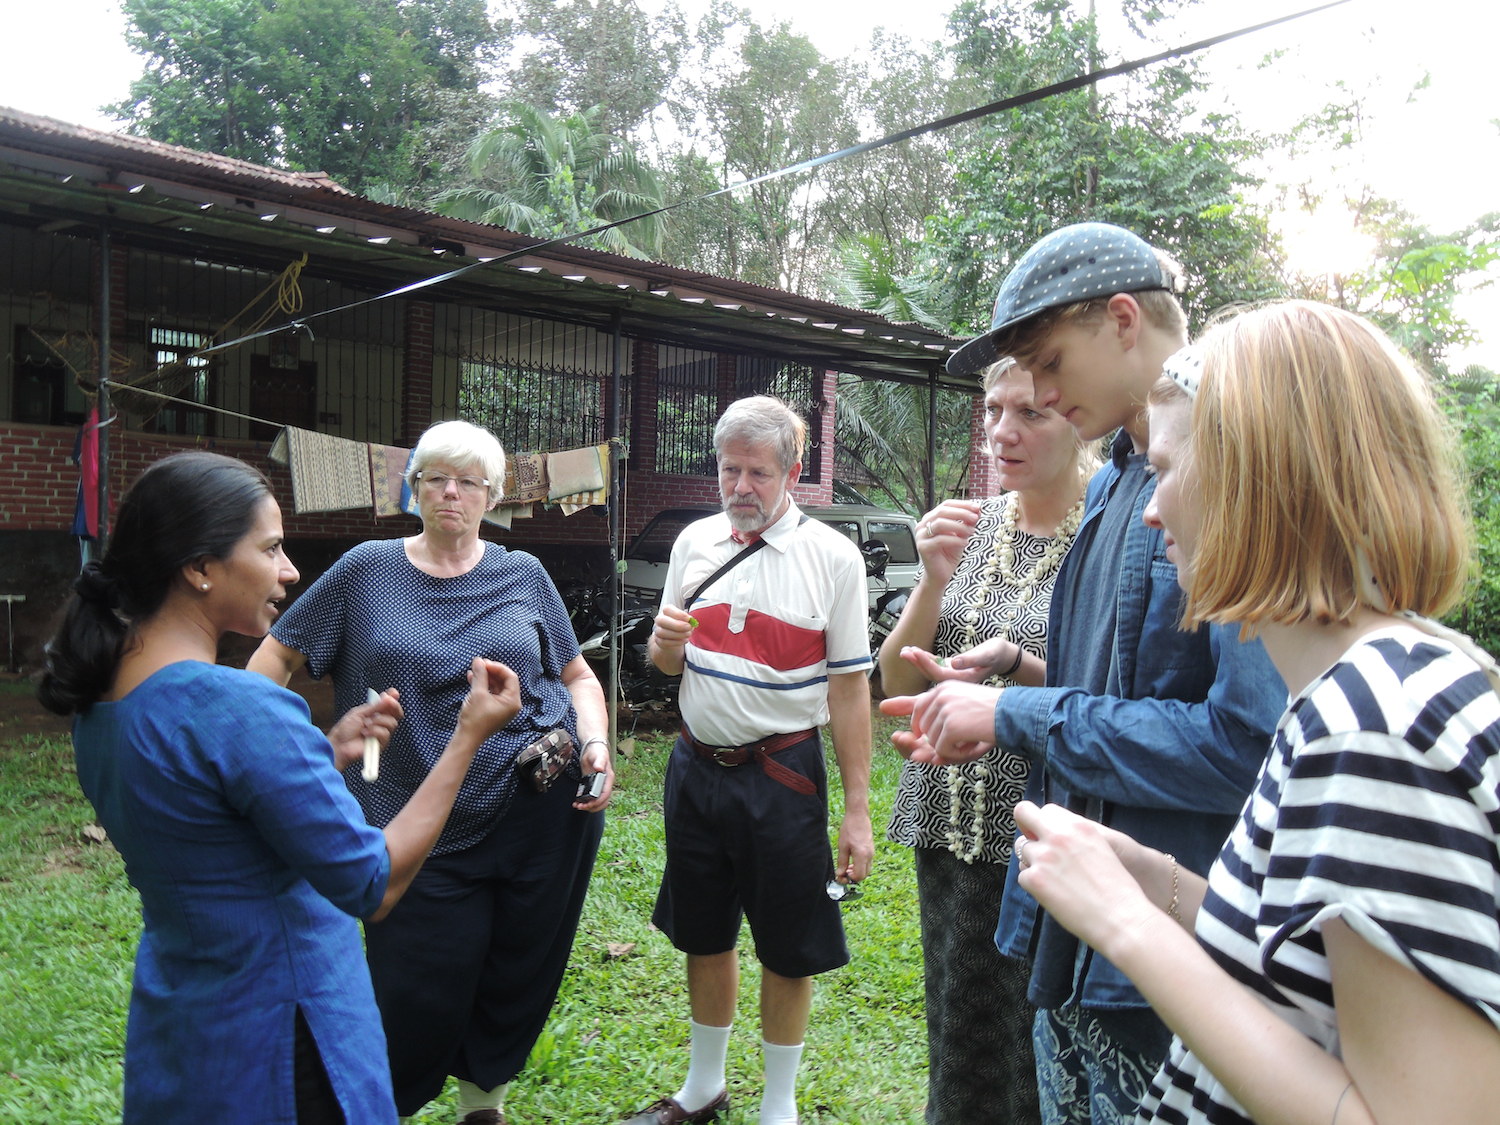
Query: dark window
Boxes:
[
  {"xmin": 142, "ymin": 326, "xmax": 213, "ymax": 436},
  {"xmin": 12, "ymin": 326, "xmax": 89, "ymax": 426},
  {"xmin": 655, "ymin": 346, "xmax": 718, "ymax": 476},
  {"xmin": 867, "ymin": 519, "xmax": 919, "ymax": 564},
  {"xmin": 459, "ymin": 358, "xmax": 605, "ymax": 453},
  {"xmin": 249, "ymin": 351, "xmax": 317, "ymax": 442}
]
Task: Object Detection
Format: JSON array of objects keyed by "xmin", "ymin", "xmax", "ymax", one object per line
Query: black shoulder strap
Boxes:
[
  {"xmin": 685, "ymin": 537, "xmax": 768, "ymax": 608},
  {"xmin": 685, "ymin": 514, "xmax": 808, "ymax": 607}
]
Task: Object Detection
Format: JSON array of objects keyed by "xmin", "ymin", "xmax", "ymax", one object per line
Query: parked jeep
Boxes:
[{"xmin": 620, "ymin": 501, "xmax": 920, "ymax": 612}]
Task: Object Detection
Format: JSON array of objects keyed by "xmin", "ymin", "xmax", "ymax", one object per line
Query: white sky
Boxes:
[{"xmin": 1, "ymin": 0, "xmax": 1495, "ymax": 364}]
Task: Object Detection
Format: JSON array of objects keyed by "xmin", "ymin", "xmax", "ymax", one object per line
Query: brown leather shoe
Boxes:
[
  {"xmin": 621, "ymin": 1089, "xmax": 729, "ymax": 1124},
  {"xmin": 459, "ymin": 1111, "xmax": 507, "ymax": 1125}
]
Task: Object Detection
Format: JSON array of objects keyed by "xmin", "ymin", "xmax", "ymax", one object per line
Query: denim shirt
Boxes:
[{"xmin": 993, "ymin": 432, "xmax": 1287, "ymax": 1012}]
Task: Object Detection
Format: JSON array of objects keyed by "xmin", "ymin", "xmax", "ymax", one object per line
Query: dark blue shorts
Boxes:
[{"xmin": 650, "ymin": 733, "xmax": 849, "ymax": 979}]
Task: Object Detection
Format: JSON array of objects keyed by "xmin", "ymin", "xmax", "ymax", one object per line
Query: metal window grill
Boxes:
[
  {"xmin": 654, "ymin": 344, "xmax": 718, "ymax": 476},
  {"xmin": 2, "ymin": 220, "xmax": 98, "ymax": 427},
  {"xmin": 117, "ymin": 244, "xmax": 405, "ymax": 441},
  {"xmin": 654, "ymin": 348, "xmax": 822, "ymax": 478},
  {"xmin": 442, "ymin": 305, "xmax": 620, "ymax": 455},
  {"xmin": 737, "ymin": 356, "xmax": 821, "ymax": 482}
]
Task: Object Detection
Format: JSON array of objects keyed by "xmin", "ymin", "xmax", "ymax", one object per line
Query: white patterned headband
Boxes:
[{"xmin": 1161, "ymin": 344, "xmax": 1204, "ymax": 399}]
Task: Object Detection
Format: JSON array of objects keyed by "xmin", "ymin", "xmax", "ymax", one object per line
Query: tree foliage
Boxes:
[
  {"xmin": 491, "ymin": 0, "xmax": 688, "ymax": 140},
  {"xmin": 434, "ymin": 103, "xmax": 667, "ymax": 258},
  {"xmin": 1267, "ymin": 79, "xmax": 1500, "ymax": 375},
  {"xmin": 835, "ymin": 374, "xmax": 974, "ymax": 516},
  {"xmin": 661, "ymin": 5, "xmax": 859, "ymax": 292},
  {"xmin": 1439, "ymin": 373, "xmax": 1500, "ymax": 655},
  {"xmin": 920, "ymin": 0, "xmax": 1282, "ymax": 338},
  {"xmin": 112, "ymin": 0, "xmax": 496, "ymax": 191}
]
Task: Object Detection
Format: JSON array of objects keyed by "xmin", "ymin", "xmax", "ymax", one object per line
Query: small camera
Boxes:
[
  {"xmin": 577, "ymin": 772, "xmax": 606, "ymax": 801},
  {"xmin": 826, "ymin": 879, "xmax": 862, "ymax": 904}
]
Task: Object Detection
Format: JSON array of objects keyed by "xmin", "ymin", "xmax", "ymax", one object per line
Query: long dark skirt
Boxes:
[
  {"xmin": 364, "ymin": 780, "xmax": 604, "ymax": 1116},
  {"xmin": 915, "ymin": 845, "xmax": 1040, "ymax": 1125}
]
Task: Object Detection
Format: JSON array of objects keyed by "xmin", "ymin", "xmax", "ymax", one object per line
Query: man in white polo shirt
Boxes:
[{"xmin": 623, "ymin": 395, "xmax": 874, "ymax": 1125}]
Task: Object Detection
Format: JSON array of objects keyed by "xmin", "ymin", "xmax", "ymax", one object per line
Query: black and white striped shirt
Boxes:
[{"xmin": 1138, "ymin": 625, "xmax": 1500, "ymax": 1124}]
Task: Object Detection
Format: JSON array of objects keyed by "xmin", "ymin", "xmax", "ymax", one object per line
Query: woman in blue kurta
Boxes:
[
  {"xmin": 251, "ymin": 419, "xmax": 615, "ymax": 1124},
  {"xmin": 38, "ymin": 451, "xmax": 521, "ymax": 1124}
]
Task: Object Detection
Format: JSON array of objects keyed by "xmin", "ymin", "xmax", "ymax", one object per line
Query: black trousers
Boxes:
[
  {"xmin": 363, "ymin": 780, "xmax": 604, "ymax": 1116},
  {"xmin": 293, "ymin": 1006, "xmax": 344, "ymax": 1125}
]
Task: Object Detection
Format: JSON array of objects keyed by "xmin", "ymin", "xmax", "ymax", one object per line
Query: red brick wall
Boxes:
[
  {"xmin": 0, "ymin": 423, "xmax": 630, "ymax": 545},
  {"xmin": 402, "ymin": 300, "xmax": 434, "ymax": 445}
]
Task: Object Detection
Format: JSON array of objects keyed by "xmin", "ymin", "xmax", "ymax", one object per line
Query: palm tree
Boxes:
[
  {"xmin": 831, "ymin": 235, "xmax": 975, "ymax": 513},
  {"xmin": 435, "ymin": 103, "xmax": 667, "ymax": 259}
]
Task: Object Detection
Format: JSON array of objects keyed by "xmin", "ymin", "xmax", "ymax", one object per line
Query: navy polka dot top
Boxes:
[{"xmin": 271, "ymin": 539, "xmax": 581, "ymax": 854}]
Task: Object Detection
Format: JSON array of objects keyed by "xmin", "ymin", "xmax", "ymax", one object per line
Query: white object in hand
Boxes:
[{"xmin": 361, "ymin": 688, "xmax": 381, "ymax": 782}]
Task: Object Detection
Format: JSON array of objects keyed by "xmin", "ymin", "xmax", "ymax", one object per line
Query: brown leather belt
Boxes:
[{"xmin": 683, "ymin": 726, "xmax": 818, "ymax": 795}]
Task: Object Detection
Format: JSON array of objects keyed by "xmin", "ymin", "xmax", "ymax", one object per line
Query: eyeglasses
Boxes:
[{"xmin": 415, "ymin": 471, "xmax": 490, "ymax": 495}]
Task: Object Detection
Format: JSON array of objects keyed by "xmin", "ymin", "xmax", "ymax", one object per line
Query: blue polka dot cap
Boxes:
[
  {"xmin": 1162, "ymin": 344, "xmax": 1204, "ymax": 399},
  {"xmin": 946, "ymin": 223, "xmax": 1173, "ymax": 378}
]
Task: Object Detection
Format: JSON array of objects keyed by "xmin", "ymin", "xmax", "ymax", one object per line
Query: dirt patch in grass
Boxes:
[{"xmin": 40, "ymin": 843, "xmax": 89, "ymax": 876}]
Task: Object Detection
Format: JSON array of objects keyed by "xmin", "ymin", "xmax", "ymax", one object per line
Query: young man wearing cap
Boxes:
[{"xmin": 883, "ymin": 223, "xmax": 1286, "ymax": 1125}]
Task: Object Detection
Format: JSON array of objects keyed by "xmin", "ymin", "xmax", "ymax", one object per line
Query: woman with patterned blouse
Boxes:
[
  {"xmin": 1015, "ymin": 302, "xmax": 1500, "ymax": 1125},
  {"xmin": 250, "ymin": 419, "xmax": 614, "ymax": 1125},
  {"xmin": 879, "ymin": 360, "xmax": 1092, "ymax": 1125}
]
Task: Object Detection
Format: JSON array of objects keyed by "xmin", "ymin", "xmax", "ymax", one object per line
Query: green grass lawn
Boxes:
[{"xmin": 0, "ymin": 715, "xmax": 927, "ymax": 1124}]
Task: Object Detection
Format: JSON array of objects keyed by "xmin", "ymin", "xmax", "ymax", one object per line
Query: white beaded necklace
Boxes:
[{"xmin": 946, "ymin": 490, "xmax": 1085, "ymax": 863}]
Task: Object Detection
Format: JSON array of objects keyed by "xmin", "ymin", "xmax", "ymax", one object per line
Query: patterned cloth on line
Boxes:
[
  {"xmin": 270, "ymin": 427, "xmax": 374, "ymax": 514},
  {"xmin": 504, "ymin": 452, "xmax": 549, "ymax": 505},
  {"xmin": 369, "ymin": 444, "xmax": 418, "ymax": 518}
]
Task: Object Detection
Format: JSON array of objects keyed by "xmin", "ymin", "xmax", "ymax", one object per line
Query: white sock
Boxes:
[
  {"xmin": 674, "ymin": 1019, "xmax": 733, "ymax": 1111},
  {"xmin": 759, "ymin": 1039, "xmax": 803, "ymax": 1125},
  {"xmin": 455, "ymin": 1078, "xmax": 507, "ymax": 1120}
]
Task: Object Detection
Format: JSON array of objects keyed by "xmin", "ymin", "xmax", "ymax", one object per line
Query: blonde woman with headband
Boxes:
[
  {"xmin": 880, "ymin": 359, "xmax": 1090, "ymax": 1125},
  {"xmin": 1012, "ymin": 302, "xmax": 1500, "ymax": 1125}
]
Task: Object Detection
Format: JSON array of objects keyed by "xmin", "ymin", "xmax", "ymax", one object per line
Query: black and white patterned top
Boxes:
[
  {"xmin": 887, "ymin": 495, "xmax": 1071, "ymax": 864},
  {"xmin": 271, "ymin": 539, "xmax": 581, "ymax": 855},
  {"xmin": 1138, "ymin": 626, "xmax": 1500, "ymax": 1124}
]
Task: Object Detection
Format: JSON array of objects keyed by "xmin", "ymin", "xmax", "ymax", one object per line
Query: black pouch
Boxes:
[{"xmin": 515, "ymin": 729, "xmax": 575, "ymax": 793}]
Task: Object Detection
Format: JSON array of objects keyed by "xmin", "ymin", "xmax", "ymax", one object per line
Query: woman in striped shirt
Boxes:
[{"xmin": 1011, "ymin": 301, "xmax": 1500, "ymax": 1125}]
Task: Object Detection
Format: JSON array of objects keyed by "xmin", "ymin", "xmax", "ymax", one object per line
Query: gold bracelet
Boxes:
[{"xmin": 1163, "ymin": 852, "xmax": 1181, "ymax": 923}]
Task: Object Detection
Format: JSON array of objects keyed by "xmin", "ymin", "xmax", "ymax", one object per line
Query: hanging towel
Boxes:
[
  {"xmin": 71, "ymin": 407, "xmax": 102, "ymax": 539},
  {"xmin": 504, "ymin": 451, "xmax": 549, "ymax": 504},
  {"xmin": 369, "ymin": 443, "xmax": 419, "ymax": 518},
  {"xmin": 554, "ymin": 444, "xmax": 611, "ymax": 514},
  {"xmin": 269, "ymin": 427, "xmax": 373, "ymax": 514},
  {"xmin": 546, "ymin": 445, "xmax": 605, "ymax": 499}
]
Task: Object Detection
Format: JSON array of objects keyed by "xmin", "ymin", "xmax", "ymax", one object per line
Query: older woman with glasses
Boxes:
[{"xmin": 250, "ymin": 419, "xmax": 614, "ymax": 1125}]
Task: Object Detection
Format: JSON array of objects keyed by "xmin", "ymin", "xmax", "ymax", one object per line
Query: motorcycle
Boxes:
[
  {"xmin": 578, "ymin": 604, "xmax": 680, "ymax": 710},
  {"xmin": 564, "ymin": 578, "xmax": 680, "ymax": 710},
  {"xmin": 859, "ymin": 539, "xmax": 911, "ymax": 698}
]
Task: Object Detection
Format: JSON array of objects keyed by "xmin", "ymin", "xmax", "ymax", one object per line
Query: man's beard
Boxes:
[{"xmin": 723, "ymin": 493, "xmax": 773, "ymax": 534}]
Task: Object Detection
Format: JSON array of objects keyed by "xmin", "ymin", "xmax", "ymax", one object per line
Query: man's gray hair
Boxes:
[{"xmin": 713, "ymin": 395, "xmax": 807, "ymax": 473}]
